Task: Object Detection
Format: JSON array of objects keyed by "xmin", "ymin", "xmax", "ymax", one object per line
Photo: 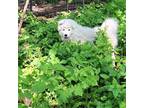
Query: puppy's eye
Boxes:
[
  {"xmin": 63, "ymin": 29, "xmax": 65, "ymax": 31},
  {"xmin": 68, "ymin": 29, "xmax": 70, "ymax": 31}
]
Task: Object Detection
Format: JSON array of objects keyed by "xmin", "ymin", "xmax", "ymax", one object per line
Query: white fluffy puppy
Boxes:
[
  {"xmin": 58, "ymin": 18, "xmax": 118, "ymax": 48},
  {"xmin": 58, "ymin": 18, "xmax": 118, "ymax": 66},
  {"xmin": 58, "ymin": 19, "xmax": 96, "ymax": 43}
]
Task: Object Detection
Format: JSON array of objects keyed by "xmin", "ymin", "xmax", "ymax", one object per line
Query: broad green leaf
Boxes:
[
  {"xmin": 120, "ymin": 101, "xmax": 126, "ymax": 108},
  {"xmin": 53, "ymin": 64, "xmax": 66, "ymax": 71},
  {"xmin": 85, "ymin": 75, "xmax": 98, "ymax": 86},
  {"xmin": 47, "ymin": 77, "xmax": 59, "ymax": 91},
  {"xmin": 73, "ymin": 85, "xmax": 83, "ymax": 96},
  {"xmin": 18, "ymin": 103, "xmax": 27, "ymax": 108},
  {"xmin": 81, "ymin": 81, "xmax": 89, "ymax": 89},
  {"xmin": 31, "ymin": 80, "xmax": 47, "ymax": 93},
  {"xmin": 57, "ymin": 89, "xmax": 72, "ymax": 103},
  {"xmin": 112, "ymin": 78, "xmax": 119, "ymax": 98},
  {"xmin": 100, "ymin": 74, "xmax": 109, "ymax": 79}
]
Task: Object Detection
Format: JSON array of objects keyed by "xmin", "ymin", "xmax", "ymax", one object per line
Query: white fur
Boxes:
[
  {"xmin": 101, "ymin": 18, "xmax": 118, "ymax": 48},
  {"xmin": 58, "ymin": 19, "xmax": 96, "ymax": 43},
  {"xmin": 58, "ymin": 18, "xmax": 118, "ymax": 66},
  {"xmin": 58, "ymin": 18, "xmax": 118, "ymax": 48}
]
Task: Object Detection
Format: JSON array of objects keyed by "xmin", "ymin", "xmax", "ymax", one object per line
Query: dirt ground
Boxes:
[{"xmin": 18, "ymin": 0, "xmax": 79, "ymax": 19}]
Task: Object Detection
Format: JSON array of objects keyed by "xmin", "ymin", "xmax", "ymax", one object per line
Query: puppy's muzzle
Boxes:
[{"xmin": 64, "ymin": 34, "xmax": 68, "ymax": 39}]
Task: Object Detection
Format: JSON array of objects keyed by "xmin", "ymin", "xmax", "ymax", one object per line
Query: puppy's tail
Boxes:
[
  {"xmin": 101, "ymin": 18, "xmax": 119, "ymax": 67},
  {"xmin": 101, "ymin": 18, "xmax": 118, "ymax": 48}
]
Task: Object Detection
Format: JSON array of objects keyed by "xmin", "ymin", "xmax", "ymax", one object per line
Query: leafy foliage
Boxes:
[{"xmin": 19, "ymin": 0, "xmax": 126, "ymax": 107}]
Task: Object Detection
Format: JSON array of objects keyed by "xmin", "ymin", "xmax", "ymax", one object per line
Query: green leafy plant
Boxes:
[{"xmin": 19, "ymin": 0, "xmax": 126, "ymax": 107}]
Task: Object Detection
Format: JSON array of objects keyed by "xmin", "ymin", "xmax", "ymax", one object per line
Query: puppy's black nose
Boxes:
[{"xmin": 64, "ymin": 34, "xmax": 67, "ymax": 37}]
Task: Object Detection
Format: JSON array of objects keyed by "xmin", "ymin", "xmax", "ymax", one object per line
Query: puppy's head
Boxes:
[{"xmin": 58, "ymin": 19, "xmax": 74, "ymax": 41}]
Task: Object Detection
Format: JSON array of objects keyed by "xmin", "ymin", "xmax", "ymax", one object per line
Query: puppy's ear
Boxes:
[
  {"xmin": 57, "ymin": 22, "xmax": 61, "ymax": 30},
  {"xmin": 70, "ymin": 25, "xmax": 75, "ymax": 30},
  {"xmin": 59, "ymin": 22, "xmax": 63, "ymax": 26},
  {"xmin": 58, "ymin": 21, "xmax": 64, "ymax": 31},
  {"xmin": 58, "ymin": 26, "xmax": 61, "ymax": 31},
  {"xmin": 58, "ymin": 20, "xmax": 64, "ymax": 26}
]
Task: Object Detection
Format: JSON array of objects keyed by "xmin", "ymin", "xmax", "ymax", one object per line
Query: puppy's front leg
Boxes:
[{"xmin": 112, "ymin": 50, "xmax": 116, "ymax": 67}]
